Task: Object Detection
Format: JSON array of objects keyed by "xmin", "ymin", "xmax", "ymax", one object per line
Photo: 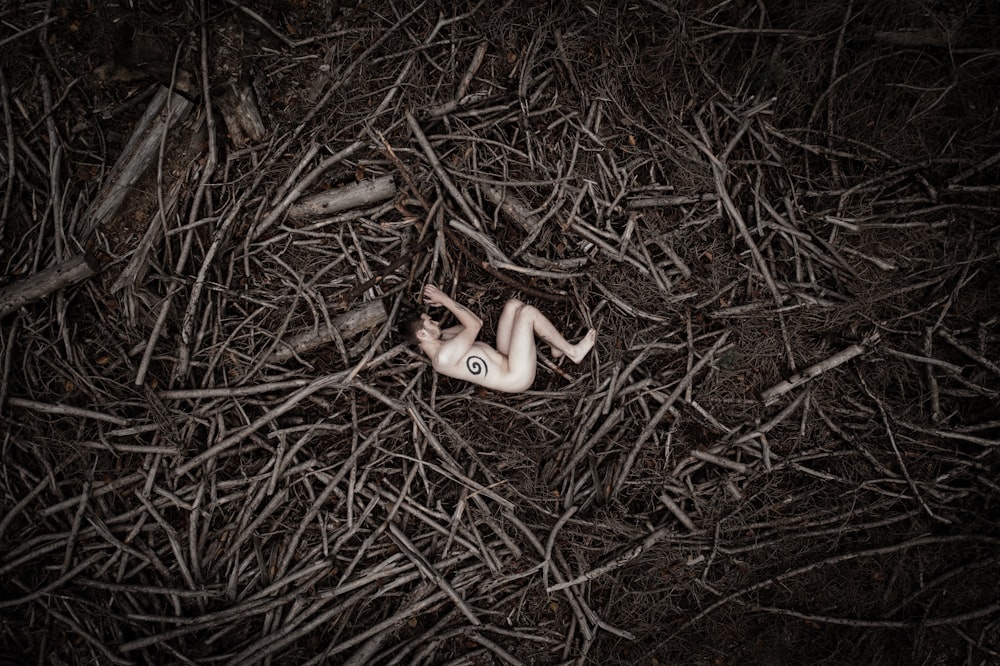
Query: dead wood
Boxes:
[
  {"xmin": 210, "ymin": 13, "xmax": 266, "ymax": 147},
  {"xmin": 212, "ymin": 78, "xmax": 266, "ymax": 148},
  {"xmin": 268, "ymin": 299, "xmax": 388, "ymax": 363},
  {"xmin": 0, "ymin": 253, "xmax": 99, "ymax": 317},
  {"xmin": 872, "ymin": 28, "xmax": 974, "ymax": 48},
  {"xmin": 287, "ymin": 175, "xmax": 397, "ymax": 220},
  {"xmin": 1, "ymin": 1, "xmax": 998, "ymax": 664},
  {"xmin": 79, "ymin": 86, "xmax": 193, "ymax": 239}
]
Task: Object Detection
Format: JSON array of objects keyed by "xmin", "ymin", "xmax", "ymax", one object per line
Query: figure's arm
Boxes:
[
  {"xmin": 440, "ymin": 324, "xmax": 465, "ymax": 339},
  {"xmin": 422, "ymin": 284, "xmax": 482, "ymax": 331},
  {"xmin": 423, "ymin": 285, "xmax": 482, "ymax": 365}
]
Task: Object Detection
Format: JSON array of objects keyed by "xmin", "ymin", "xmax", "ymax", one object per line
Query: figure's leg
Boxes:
[
  {"xmin": 512, "ymin": 305, "xmax": 597, "ymax": 364},
  {"xmin": 495, "ymin": 299, "xmax": 524, "ymax": 355},
  {"xmin": 505, "ymin": 306, "xmax": 540, "ymax": 388}
]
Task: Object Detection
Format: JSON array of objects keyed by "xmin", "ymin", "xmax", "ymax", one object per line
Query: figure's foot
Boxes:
[{"xmin": 564, "ymin": 329, "xmax": 597, "ymax": 364}]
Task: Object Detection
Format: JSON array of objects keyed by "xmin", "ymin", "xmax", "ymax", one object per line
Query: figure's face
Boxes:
[{"xmin": 419, "ymin": 314, "xmax": 441, "ymax": 340}]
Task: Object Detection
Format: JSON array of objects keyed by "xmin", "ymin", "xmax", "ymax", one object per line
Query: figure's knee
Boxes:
[
  {"xmin": 503, "ymin": 299, "xmax": 525, "ymax": 316},
  {"xmin": 516, "ymin": 304, "xmax": 540, "ymax": 321}
]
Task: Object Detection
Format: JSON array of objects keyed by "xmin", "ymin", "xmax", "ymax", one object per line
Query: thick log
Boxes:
[
  {"xmin": 211, "ymin": 13, "xmax": 266, "ymax": 147},
  {"xmin": 80, "ymin": 86, "xmax": 193, "ymax": 238},
  {"xmin": 269, "ymin": 300, "xmax": 388, "ymax": 363},
  {"xmin": 480, "ymin": 183, "xmax": 541, "ymax": 233},
  {"xmin": 213, "ymin": 78, "xmax": 266, "ymax": 148},
  {"xmin": 873, "ymin": 29, "xmax": 968, "ymax": 48},
  {"xmin": 0, "ymin": 254, "xmax": 100, "ymax": 318},
  {"xmin": 287, "ymin": 176, "xmax": 396, "ymax": 220}
]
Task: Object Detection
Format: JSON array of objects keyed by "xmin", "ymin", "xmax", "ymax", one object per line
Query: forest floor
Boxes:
[{"xmin": 1, "ymin": 1, "xmax": 999, "ymax": 664}]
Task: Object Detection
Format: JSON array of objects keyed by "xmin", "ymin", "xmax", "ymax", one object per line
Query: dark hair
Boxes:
[{"xmin": 399, "ymin": 317, "xmax": 423, "ymax": 344}]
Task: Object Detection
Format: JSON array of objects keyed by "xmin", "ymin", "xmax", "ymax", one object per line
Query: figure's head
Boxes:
[
  {"xmin": 401, "ymin": 316, "xmax": 423, "ymax": 344},
  {"xmin": 400, "ymin": 314, "xmax": 440, "ymax": 345}
]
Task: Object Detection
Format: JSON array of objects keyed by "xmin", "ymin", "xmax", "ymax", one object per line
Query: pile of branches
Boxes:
[{"xmin": 1, "ymin": 0, "xmax": 998, "ymax": 663}]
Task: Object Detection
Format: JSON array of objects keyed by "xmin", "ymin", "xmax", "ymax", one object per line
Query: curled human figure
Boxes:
[{"xmin": 402, "ymin": 284, "xmax": 597, "ymax": 393}]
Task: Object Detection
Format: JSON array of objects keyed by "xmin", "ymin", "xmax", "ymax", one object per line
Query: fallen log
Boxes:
[
  {"xmin": 210, "ymin": 14, "xmax": 266, "ymax": 147},
  {"xmin": 269, "ymin": 300, "xmax": 388, "ymax": 363},
  {"xmin": 79, "ymin": 86, "xmax": 193, "ymax": 239},
  {"xmin": 213, "ymin": 77, "xmax": 266, "ymax": 148},
  {"xmin": 287, "ymin": 176, "xmax": 396, "ymax": 220},
  {"xmin": 760, "ymin": 334, "xmax": 880, "ymax": 406},
  {"xmin": 872, "ymin": 28, "xmax": 970, "ymax": 48},
  {"xmin": 480, "ymin": 183, "xmax": 542, "ymax": 233},
  {"xmin": 0, "ymin": 253, "xmax": 100, "ymax": 318}
]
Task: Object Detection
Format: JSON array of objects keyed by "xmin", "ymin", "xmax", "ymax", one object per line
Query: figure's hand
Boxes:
[{"xmin": 422, "ymin": 284, "xmax": 449, "ymax": 307}]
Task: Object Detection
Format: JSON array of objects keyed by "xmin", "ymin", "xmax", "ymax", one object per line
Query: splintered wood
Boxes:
[
  {"xmin": 1, "ymin": 1, "xmax": 998, "ymax": 664},
  {"xmin": 0, "ymin": 253, "xmax": 99, "ymax": 317}
]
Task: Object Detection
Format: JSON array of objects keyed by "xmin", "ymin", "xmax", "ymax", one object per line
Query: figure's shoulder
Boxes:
[{"xmin": 433, "ymin": 337, "xmax": 471, "ymax": 368}]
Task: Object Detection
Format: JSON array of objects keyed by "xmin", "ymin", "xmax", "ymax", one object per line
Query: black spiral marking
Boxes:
[{"xmin": 466, "ymin": 355, "xmax": 488, "ymax": 376}]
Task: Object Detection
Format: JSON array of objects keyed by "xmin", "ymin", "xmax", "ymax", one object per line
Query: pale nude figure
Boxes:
[{"xmin": 403, "ymin": 284, "xmax": 597, "ymax": 393}]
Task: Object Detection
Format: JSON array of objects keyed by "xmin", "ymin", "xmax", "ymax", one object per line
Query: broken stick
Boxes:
[
  {"xmin": 269, "ymin": 300, "xmax": 387, "ymax": 363},
  {"xmin": 79, "ymin": 86, "xmax": 193, "ymax": 238},
  {"xmin": 0, "ymin": 253, "xmax": 100, "ymax": 318},
  {"xmin": 760, "ymin": 333, "xmax": 879, "ymax": 405},
  {"xmin": 287, "ymin": 176, "xmax": 396, "ymax": 220}
]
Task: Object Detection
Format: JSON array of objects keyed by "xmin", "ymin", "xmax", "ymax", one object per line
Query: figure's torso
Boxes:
[{"xmin": 431, "ymin": 341, "xmax": 534, "ymax": 393}]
